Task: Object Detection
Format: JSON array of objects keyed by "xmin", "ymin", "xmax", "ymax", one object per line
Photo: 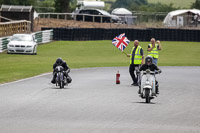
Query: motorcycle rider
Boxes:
[
  {"xmin": 138, "ymin": 55, "xmax": 161, "ymax": 94},
  {"xmin": 51, "ymin": 58, "xmax": 72, "ymax": 84}
]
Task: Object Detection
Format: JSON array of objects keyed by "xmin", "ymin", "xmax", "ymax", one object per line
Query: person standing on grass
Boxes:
[
  {"xmin": 127, "ymin": 40, "xmax": 144, "ymax": 86},
  {"xmin": 147, "ymin": 38, "xmax": 162, "ymax": 65}
]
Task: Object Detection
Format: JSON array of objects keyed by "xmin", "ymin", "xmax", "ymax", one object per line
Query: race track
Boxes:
[{"xmin": 0, "ymin": 66, "xmax": 200, "ymax": 133}]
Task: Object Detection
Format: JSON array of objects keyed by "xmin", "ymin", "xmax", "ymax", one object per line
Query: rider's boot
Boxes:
[
  {"xmin": 156, "ymin": 80, "xmax": 159, "ymax": 94},
  {"xmin": 67, "ymin": 76, "xmax": 72, "ymax": 83},
  {"xmin": 51, "ymin": 79, "xmax": 56, "ymax": 84},
  {"xmin": 51, "ymin": 73, "xmax": 56, "ymax": 84}
]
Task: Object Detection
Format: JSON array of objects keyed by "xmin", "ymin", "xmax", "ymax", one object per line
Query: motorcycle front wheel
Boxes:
[
  {"xmin": 60, "ymin": 80, "xmax": 64, "ymax": 88},
  {"xmin": 145, "ymin": 89, "xmax": 151, "ymax": 103}
]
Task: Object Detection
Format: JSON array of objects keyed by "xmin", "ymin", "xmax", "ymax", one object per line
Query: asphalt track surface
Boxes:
[{"xmin": 0, "ymin": 66, "xmax": 200, "ymax": 133}]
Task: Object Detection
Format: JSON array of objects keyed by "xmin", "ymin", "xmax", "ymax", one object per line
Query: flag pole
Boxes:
[{"xmin": 123, "ymin": 51, "xmax": 127, "ymax": 56}]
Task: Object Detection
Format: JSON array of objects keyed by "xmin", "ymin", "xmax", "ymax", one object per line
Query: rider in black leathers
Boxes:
[
  {"xmin": 51, "ymin": 58, "xmax": 72, "ymax": 84},
  {"xmin": 139, "ymin": 55, "xmax": 161, "ymax": 94}
]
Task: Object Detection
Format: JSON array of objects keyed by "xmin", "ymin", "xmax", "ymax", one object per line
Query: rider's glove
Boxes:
[{"xmin": 159, "ymin": 69, "xmax": 162, "ymax": 73}]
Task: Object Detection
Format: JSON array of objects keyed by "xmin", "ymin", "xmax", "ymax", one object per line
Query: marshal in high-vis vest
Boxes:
[
  {"xmin": 147, "ymin": 38, "xmax": 162, "ymax": 65},
  {"xmin": 127, "ymin": 40, "xmax": 144, "ymax": 86}
]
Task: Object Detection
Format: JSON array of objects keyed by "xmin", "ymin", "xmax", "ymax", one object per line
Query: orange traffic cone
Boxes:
[{"xmin": 116, "ymin": 71, "xmax": 120, "ymax": 84}]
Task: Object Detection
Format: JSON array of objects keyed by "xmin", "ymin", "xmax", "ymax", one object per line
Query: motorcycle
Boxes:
[
  {"xmin": 138, "ymin": 69, "xmax": 161, "ymax": 103},
  {"xmin": 55, "ymin": 66, "xmax": 68, "ymax": 89}
]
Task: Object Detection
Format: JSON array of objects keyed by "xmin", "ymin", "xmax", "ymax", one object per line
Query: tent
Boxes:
[
  {"xmin": 111, "ymin": 8, "xmax": 135, "ymax": 25},
  {"xmin": 163, "ymin": 9, "xmax": 200, "ymax": 27}
]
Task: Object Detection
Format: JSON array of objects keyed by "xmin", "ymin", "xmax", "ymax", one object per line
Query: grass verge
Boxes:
[{"xmin": 0, "ymin": 40, "xmax": 200, "ymax": 84}]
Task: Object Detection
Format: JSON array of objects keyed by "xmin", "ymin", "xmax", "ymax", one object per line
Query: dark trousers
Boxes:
[{"xmin": 129, "ymin": 64, "xmax": 140, "ymax": 84}]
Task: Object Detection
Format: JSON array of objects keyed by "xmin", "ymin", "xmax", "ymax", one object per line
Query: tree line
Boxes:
[
  {"xmin": 0, "ymin": 0, "xmax": 200, "ymax": 13},
  {"xmin": 111, "ymin": 0, "xmax": 200, "ymax": 12},
  {"xmin": 111, "ymin": 0, "xmax": 177, "ymax": 12},
  {"xmin": 0, "ymin": 0, "xmax": 72, "ymax": 12}
]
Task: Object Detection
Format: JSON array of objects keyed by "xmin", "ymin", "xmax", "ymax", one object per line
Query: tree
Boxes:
[
  {"xmin": 0, "ymin": 0, "xmax": 35, "ymax": 5},
  {"xmin": 36, "ymin": 0, "xmax": 55, "ymax": 12},
  {"xmin": 69, "ymin": 0, "xmax": 77, "ymax": 12},
  {"xmin": 191, "ymin": 0, "xmax": 200, "ymax": 9},
  {"xmin": 54, "ymin": 0, "xmax": 70, "ymax": 12},
  {"xmin": 138, "ymin": 3, "xmax": 178, "ymax": 12},
  {"xmin": 18, "ymin": 0, "xmax": 36, "ymax": 5},
  {"xmin": 111, "ymin": 0, "xmax": 148, "ymax": 10}
]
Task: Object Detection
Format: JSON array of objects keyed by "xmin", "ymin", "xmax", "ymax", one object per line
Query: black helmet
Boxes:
[
  {"xmin": 56, "ymin": 58, "xmax": 63, "ymax": 65},
  {"xmin": 145, "ymin": 55, "xmax": 153, "ymax": 66}
]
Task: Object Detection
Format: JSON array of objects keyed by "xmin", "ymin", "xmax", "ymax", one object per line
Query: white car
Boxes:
[{"xmin": 7, "ymin": 34, "xmax": 38, "ymax": 55}]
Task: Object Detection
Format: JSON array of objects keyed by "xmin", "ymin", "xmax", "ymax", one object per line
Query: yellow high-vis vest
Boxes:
[
  {"xmin": 130, "ymin": 46, "xmax": 142, "ymax": 64},
  {"xmin": 148, "ymin": 44, "xmax": 159, "ymax": 58}
]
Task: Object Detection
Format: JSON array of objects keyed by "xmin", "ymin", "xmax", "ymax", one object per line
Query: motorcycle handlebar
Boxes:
[
  {"xmin": 140, "ymin": 70, "xmax": 162, "ymax": 74},
  {"xmin": 155, "ymin": 70, "xmax": 162, "ymax": 74}
]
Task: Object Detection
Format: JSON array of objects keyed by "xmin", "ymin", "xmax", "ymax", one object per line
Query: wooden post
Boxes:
[
  {"xmin": 83, "ymin": 15, "xmax": 85, "ymax": 22},
  {"xmin": 93, "ymin": 15, "xmax": 95, "ymax": 22}
]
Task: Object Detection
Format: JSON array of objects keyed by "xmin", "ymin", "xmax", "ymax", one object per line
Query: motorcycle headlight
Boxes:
[{"xmin": 146, "ymin": 81, "xmax": 150, "ymax": 85}]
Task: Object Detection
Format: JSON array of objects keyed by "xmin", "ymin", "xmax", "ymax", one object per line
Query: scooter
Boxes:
[{"xmin": 138, "ymin": 69, "xmax": 161, "ymax": 103}]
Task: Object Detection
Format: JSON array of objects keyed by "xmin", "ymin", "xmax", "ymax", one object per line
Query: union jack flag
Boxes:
[{"xmin": 112, "ymin": 33, "xmax": 130, "ymax": 51}]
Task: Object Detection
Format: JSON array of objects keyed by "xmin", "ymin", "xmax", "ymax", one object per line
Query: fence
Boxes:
[
  {"xmin": 0, "ymin": 29, "xmax": 53, "ymax": 53},
  {"xmin": 42, "ymin": 27, "xmax": 200, "ymax": 42},
  {"xmin": 133, "ymin": 12, "xmax": 167, "ymax": 22},
  {"xmin": 38, "ymin": 13, "xmax": 137, "ymax": 25},
  {"xmin": 38, "ymin": 12, "xmax": 168, "ymax": 25},
  {"xmin": 0, "ymin": 20, "xmax": 31, "ymax": 37}
]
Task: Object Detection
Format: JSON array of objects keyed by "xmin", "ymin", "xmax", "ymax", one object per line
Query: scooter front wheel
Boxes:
[{"xmin": 145, "ymin": 89, "xmax": 151, "ymax": 103}]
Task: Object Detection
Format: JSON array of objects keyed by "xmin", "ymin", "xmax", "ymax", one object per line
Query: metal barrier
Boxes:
[
  {"xmin": 33, "ymin": 29, "xmax": 53, "ymax": 44},
  {"xmin": 0, "ymin": 20, "xmax": 31, "ymax": 37},
  {"xmin": 0, "ymin": 36, "xmax": 10, "ymax": 53}
]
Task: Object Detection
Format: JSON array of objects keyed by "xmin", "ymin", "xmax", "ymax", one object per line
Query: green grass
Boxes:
[
  {"xmin": 0, "ymin": 41, "xmax": 200, "ymax": 84},
  {"xmin": 148, "ymin": 0, "xmax": 195, "ymax": 8},
  {"xmin": 103, "ymin": 0, "xmax": 195, "ymax": 9}
]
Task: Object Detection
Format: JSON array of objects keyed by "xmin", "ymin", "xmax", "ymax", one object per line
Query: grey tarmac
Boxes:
[{"xmin": 0, "ymin": 66, "xmax": 200, "ymax": 133}]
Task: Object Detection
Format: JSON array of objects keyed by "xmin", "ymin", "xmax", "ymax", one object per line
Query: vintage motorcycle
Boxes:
[
  {"xmin": 55, "ymin": 66, "xmax": 68, "ymax": 89},
  {"xmin": 138, "ymin": 69, "xmax": 161, "ymax": 103}
]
